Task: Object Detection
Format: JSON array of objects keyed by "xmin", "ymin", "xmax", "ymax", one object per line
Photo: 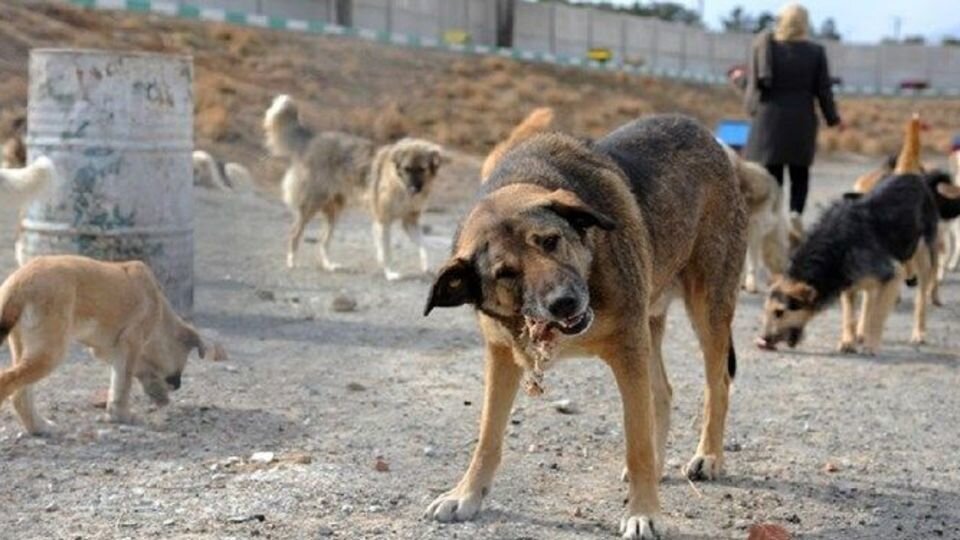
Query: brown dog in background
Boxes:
[
  {"xmin": 0, "ymin": 256, "xmax": 222, "ymax": 434},
  {"xmin": 480, "ymin": 107, "xmax": 554, "ymax": 182}
]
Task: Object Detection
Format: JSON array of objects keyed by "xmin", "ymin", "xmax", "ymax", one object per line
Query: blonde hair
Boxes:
[{"xmin": 774, "ymin": 3, "xmax": 810, "ymax": 41}]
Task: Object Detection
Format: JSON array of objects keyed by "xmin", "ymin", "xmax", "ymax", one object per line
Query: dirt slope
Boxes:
[{"xmin": 1, "ymin": 1, "xmax": 959, "ymax": 191}]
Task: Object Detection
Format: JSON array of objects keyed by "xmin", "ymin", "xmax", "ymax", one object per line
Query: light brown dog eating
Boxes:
[{"xmin": 0, "ymin": 255, "xmax": 222, "ymax": 434}]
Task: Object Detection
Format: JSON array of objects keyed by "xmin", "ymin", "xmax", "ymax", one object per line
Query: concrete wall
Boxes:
[
  {"xmin": 191, "ymin": 0, "xmax": 336, "ymax": 22},
  {"xmin": 182, "ymin": 0, "xmax": 960, "ymax": 91}
]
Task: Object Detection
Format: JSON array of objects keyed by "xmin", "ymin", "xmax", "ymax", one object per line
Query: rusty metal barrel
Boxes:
[{"xmin": 24, "ymin": 49, "xmax": 195, "ymax": 316}]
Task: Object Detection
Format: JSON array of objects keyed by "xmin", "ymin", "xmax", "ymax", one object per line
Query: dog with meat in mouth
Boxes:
[{"xmin": 423, "ymin": 114, "xmax": 747, "ymax": 539}]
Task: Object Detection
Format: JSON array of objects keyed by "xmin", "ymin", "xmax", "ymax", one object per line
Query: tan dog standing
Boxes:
[
  {"xmin": 723, "ymin": 144, "xmax": 788, "ymax": 293},
  {"xmin": 368, "ymin": 138, "xmax": 444, "ymax": 280},
  {"xmin": 264, "ymin": 95, "xmax": 445, "ymax": 277},
  {"xmin": 0, "ymin": 256, "xmax": 220, "ymax": 433},
  {"xmin": 424, "ymin": 115, "xmax": 746, "ymax": 538}
]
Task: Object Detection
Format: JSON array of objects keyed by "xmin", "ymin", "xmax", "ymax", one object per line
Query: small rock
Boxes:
[
  {"xmin": 90, "ymin": 389, "xmax": 109, "ymax": 409},
  {"xmin": 423, "ymin": 446, "xmax": 437, "ymax": 457},
  {"xmin": 527, "ymin": 444, "xmax": 539, "ymax": 453},
  {"xmin": 227, "ymin": 514, "xmax": 266, "ymax": 523},
  {"xmin": 572, "ymin": 507, "xmax": 584, "ymax": 518},
  {"xmin": 340, "ymin": 504, "xmax": 354, "ymax": 513},
  {"xmin": 747, "ymin": 523, "xmax": 791, "ymax": 540},
  {"xmin": 552, "ymin": 399, "xmax": 579, "ymax": 415},
  {"xmin": 374, "ymin": 457, "xmax": 390, "ymax": 472},
  {"xmin": 255, "ymin": 289, "xmax": 276, "ymax": 302},
  {"xmin": 724, "ymin": 440, "xmax": 742, "ymax": 452},
  {"xmin": 367, "ymin": 505, "xmax": 382, "ymax": 513},
  {"xmin": 331, "ymin": 295, "xmax": 358, "ymax": 313},
  {"xmin": 250, "ymin": 451, "xmax": 275, "ymax": 464},
  {"xmin": 317, "ymin": 525, "xmax": 335, "ymax": 536},
  {"xmin": 162, "ymin": 519, "xmax": 176, "ymax": 527},
  {"xmin": 44, "ymin": 503, "xmax": 58, "ymax": 512},
  {"xmin": 823, "ymin": 462, "xmax": 840, "ymax": 473},
  {"xmin": 284, "ymin": 451, "xmax": 313, "ymax": 465},
  {"xmin": 734, "ymin": 519, "xmax": 751, "ymax": 530},
  {"xmin": 346, "ymin": 382, "xmax": 366, "ymax": 392}
]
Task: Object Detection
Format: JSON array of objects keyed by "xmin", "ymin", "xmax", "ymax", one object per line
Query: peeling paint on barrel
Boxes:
[{"xmin": 23, "ymin": 49, "xmax": 195, "ymax": 316}]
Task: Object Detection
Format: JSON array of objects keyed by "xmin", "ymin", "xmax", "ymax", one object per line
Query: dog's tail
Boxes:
[
  {"xmin": 263, "ymin": 94, "xmax": 312, "ymax": 159},
  {"xmin": 0, "ymin": 155, "xmax": 55, "ymax": 207},
  {"xmin": 727, "ymin": 334, "xmax": 737, "ymax": 380},
  {"xmin": 192, "ymin": 150, "xmax": 231, "ymax": 190},
  {"xmin": 481, "ymin": 107, "xmax": 555, "ymax": 181},
  {"xmin": 894, "ymin": 113, "xmax": 923, "ymax": 175}
]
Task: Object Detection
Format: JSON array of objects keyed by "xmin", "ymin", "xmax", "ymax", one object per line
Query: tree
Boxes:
[
  {"xmin": 722, "ymin": 6, "xmax": 748, "ymax": 32},
  {"xmin": 537, "ymin": 1, "xmax": 703, "ymax": 27},
  {"xmin": 818, "ymin": 18, "xmax": 841, "ymax": 41},
  {"xmin": 943, "ymin": 36, "xmax": 960, "ymax": 47},
  {"xmin": 721, "ymin": 6, "xmax": 775, "ymax": 33},
  {"xmin": 903, "ymin": 35, "xmax": 926, "ymax": 45}
]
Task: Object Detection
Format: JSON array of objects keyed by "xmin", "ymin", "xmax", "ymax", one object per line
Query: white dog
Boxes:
[{"xmin": 723, "ymin": 145, "xmax": 788, "ymax": 292}]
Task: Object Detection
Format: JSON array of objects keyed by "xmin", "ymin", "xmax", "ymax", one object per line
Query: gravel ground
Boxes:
[{"xmin": 1, "ymin": 153, "xmax": 958, "ymax": 540}]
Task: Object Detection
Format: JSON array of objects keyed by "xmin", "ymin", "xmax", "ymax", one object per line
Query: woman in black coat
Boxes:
[{"xmin": 740, "ymin": 3, "xmax": 843, "ymax": 228}]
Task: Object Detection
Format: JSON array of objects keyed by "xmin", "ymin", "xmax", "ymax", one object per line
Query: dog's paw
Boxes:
[
  {"xmin": 286, "ymin": 253, "xmax": 296, "ymax": 269},
  {"xmin": 620, "ymin": 513, "xmax": 666, "ymax": 539},
  {"xmin": 910, "ymin": 332, "xmax": 926, "ymax": 345},
  {"xmin": 742, "ymin": 276, "xmax": 758, "ymax": 294},
  {"xmin": 384, "ymin": 269, "xmax": 402, "ymax": 281},
  {"xmin": 103, "ymin": 409, "xmax": 135, "ymax": 425},
  {"xmin": 424, "ymin": 489, "xmax": 484, "ymax": 523},
  {"xmin": 837, "ymin": 340, "xmax": 858, "ymax": 354},
  {"xmin": 321, "ymin": 261, "xmax": 344, "ymax": 272},
  {"xmin": 683, "ymin": 453, "xmax": 723, "ymax": 481},
  {"xmin": 621, "ymin": 466, "xmax": 629, "ymax": 483},
  {"xmin": 23, "ymin": 418, "xmax": 57, "ymax": 437}
]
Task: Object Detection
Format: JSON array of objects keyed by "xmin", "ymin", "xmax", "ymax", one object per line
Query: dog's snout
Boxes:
[
  {"xmin": 165, "ymin": 373, "xmax": 182, "ymax": 391},
  {"xmin": 548, "ymin": 295, "xmax": 580, "ymax": 319}
]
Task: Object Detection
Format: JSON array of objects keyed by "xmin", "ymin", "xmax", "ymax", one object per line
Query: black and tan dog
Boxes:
[
  {"xmin": 423, "ymin": 115, "xmax": 746, "ymax": 538},
  {"xmin": 758, "ymin": 174, "xmax": 959, "ymax": 354}
]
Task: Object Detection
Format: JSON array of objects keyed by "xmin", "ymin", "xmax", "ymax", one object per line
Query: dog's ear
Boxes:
[
  {"xmin": 937, "ymin": 182, "xmax": 960, "ymax": 200},
  {"xmin": 424, "ymin": 258, "xmax": 481, "ymax": 315},
  {"xmin": 786, "ymin": 281, "xmax": 817, "ymax": 307},
  {"xmin": 179, "ymin": 324, "xmax": 208, "ymax": 360},
  {"xmin": 544, "ymin": 189, "xmax": 616, "ymax": 232}
]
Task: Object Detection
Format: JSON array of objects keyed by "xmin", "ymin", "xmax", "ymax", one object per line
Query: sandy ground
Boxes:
[{"xmin": 1, "ymin": 153, "xmax": 959, "ymax": 540}]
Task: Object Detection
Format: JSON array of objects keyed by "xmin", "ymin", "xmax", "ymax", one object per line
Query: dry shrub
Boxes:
[
  {"xmin": 837, "ymin": 131, "xmax": 863, "ymax": 153},
  {"xmin": 543, "ymin": 87, "xmax": 580, "ymax": 106},
  {"xmin": 373, "ymin": 102, "xmax": 411, "ymax": 142},
  {"xmin": 860, "ymin": 137, "xmax": 885, "ymax": 156},
  {"xmin": 485, "ymin": 70, "xmax": 514, "ymax": 90},
  {"xmin": 197, "ymin": 104, "xmax": 230, "ymax": 141},
  {"xmin": 480, "ymin": 56, "xmax": 516, "ymax": 73},
  {"xmin": 450, "ymin": 60, "xmax": 474, "ymax": 77},
  {"xmin": 435, "ymin": 121, "xmax": 479, "ymax": 148}
]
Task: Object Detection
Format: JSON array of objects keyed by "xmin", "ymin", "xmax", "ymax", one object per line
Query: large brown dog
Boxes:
[
  {"xmin": 424, "ymin": 115, "xmax": 746, "ymax": 538},
  {"xmin": 0, "ymin": 256, "xmax": 220, "ymax": 434}
]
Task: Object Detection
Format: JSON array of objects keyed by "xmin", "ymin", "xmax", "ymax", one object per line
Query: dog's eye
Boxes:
[
  {"xmin": 773, "ymin": 308, "xmax": 785, "ymax": 318},
  {"xmin": 540, "ymin": 234, "xmax": 560, "ymax": 253},
  {"xmin": 494, "ymin": 267, "xmax": 521, "ymax": 280}
]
